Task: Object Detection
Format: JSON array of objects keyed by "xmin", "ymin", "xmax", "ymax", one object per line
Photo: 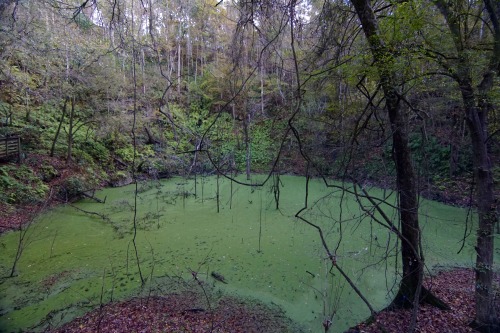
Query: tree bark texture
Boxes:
[
  {"xmin": 351, "ymin": 0, "xmax": 424, "ymax": 308},
  {"xmin": 66, "ymin": 98, "xmax": 75, "ymax": 162},
  {"xmin": 50, "ymin": 98, "xmax": 68, "ymax": 157},
  {"xmin": 434, "ymin": 1, "xmax": 499, "ymax": 329},
  {"xmin": 458, "ymin": 50, "xmax": 499, "ymax": 333}
]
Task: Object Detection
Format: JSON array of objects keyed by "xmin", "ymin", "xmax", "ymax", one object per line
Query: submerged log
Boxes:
[
  {"xmin": 81, "ymin": 190, "xmax": 106, "ymax": 203},
  {"xmin": 211, "ymin": 271, "xmax": 228, "ymax": 284}
]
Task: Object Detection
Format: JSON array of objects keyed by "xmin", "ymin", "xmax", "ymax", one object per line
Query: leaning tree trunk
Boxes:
[
  {"xmin": 50, "ymin": 97, "xmax": 68, "ymax": 157},
  {"xmin": 351, "ymin": 0, "xmax": 447, "ymax": 309}
]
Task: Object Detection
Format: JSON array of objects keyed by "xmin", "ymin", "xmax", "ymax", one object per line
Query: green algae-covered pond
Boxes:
[{"xmin": 0, "ymin": 175, "xmax": 484, "ymax": 332}]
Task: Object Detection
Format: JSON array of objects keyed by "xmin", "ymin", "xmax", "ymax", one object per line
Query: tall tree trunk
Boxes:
[
  {"xmin": 434, "ymin": 1, "xmax": 499, "ymax": 329},
  {"xmin": 67, "ymin": 98, "xmax": 75, "ymax": 162},
  {"xmin": 50, "ymin": 97, "xmax": 68, "ymax": 157},
  {"xmin": 141, "ymin": 48, "xmax": 146, "ymax": 95},
  {"xmin": 243, "ymin": 113, "xmax": 251, "ymax": 180},
  {"xmin": 177, "ymin": 22, "xmax": 182, "ymax": 97},
  {"xmin": 466, "ymin": 94, "xmax": 498, "ymax": 332},
  {"xmin": 260, "ymin": 54, "xmax": 264, "ymax": 115},
  {"xmin": 351, "ymin": 0, "xmax": 445, "ymax": 309},
  {"xmin": 457, "ymin": 66, "xmax": 498, "ymax": 333},
  {"xmin": 24, "ymin": 87, "xmax": 30, "ymax": 122}
]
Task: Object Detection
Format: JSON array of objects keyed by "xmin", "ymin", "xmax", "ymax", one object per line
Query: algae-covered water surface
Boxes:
[{"xmin": 0, "ymin": 175, "xmax": 481, "ymax": 332}]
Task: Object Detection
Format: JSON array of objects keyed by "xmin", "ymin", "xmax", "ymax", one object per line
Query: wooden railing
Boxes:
[{"xmin": 0, "ymin": 136, "xmax": 21, "ymax": 161}]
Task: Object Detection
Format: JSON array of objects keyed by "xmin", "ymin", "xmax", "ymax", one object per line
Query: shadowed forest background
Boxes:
[{"xmin": 0, "ymin": 0, "xmax": 499, "ymax": 332}]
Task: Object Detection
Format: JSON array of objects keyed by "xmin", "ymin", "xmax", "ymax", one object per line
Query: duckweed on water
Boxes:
[{"xmin": 0, "ymin": 175, "xmax": 484, "ymax": 332}]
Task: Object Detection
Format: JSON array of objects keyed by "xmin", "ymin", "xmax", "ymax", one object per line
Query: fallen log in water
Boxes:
[{"xmin": 211, "ymin": 271, "xmax": 227, "ymax": 284}]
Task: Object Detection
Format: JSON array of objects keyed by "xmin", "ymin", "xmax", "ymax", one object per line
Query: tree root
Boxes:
[
  {"xmin": 469, "ymin": 319, "xmax": 500, "ymax": 333},
  {"xmin": 387, "ymin": 286, "xmax": 450, "ymax": 310}
]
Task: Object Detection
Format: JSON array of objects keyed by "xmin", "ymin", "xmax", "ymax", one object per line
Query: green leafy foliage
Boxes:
[
  {"xmin": 57, "ymin": 175, "xmax": 86, "ymax": 201},
  {"xmin": 0, "ymin": 0, "xmax": 491, "ymax": 211},
  {"xmin": 74, "ymin": 12, "xmax": 94, "ymax": 30},
  {"xmin": 19, "ymin": 124, "xmax": 45, "ymax": 150},
  {"xmin": 115, "ymin": 145, "xmax": 135, "ymax": 163},
  {"xmin": 0, "ymin": 165, "xmax": 48, "ymax": 204},
  {"xmin": 380, "ymin": 133, "xmax": 472, "ymax": 181},
  {"xmin": 113, "ymin": 144, "xmax": 155, "ymax": 165},
  {"xmin": 38, "ymin": 163, "xmax": 59, "ymax": 182},
  {"xmin": 238, "ymin": 121, "xmax": 275, "ymax": 171},
  {"xmin": 408, "ymin": 134, "xmax": 472, "ymax": 178},
  {"xmin": 79, "ymin": 140, "xmax": 111, "ymax": 165}
]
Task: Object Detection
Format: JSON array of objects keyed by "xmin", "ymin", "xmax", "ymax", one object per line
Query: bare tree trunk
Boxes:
[
  {"xmin": 144, "ymin": 126, "xmax": 159, "ymax": 145},
  {"xmin": 177, "ymin": 23, "xmax": 182, "ymax": 97},
  {"xmin": 244, "ymin": 113, "xmax": 251, "ymax": 180},
  {"xmin": 24, "ymin": 87, "xmax": 30, "ymax": 122},
  {"xmin": 467, "ymin": 98, "xmax": 498, "ymax": 332},
  {"xmin": 260, "ymin": 55, "xmax": 264, "ymax": 115},
  {"xmin": 65, "ymin": 40, "xmax": 70, "ymax": 80},
  {"xmin": 457, "ymin": 44, "xmax": 498, "ymax": 333},
  {"xmin": 351, "ymin": 0, "xmax": 446, "ymax": 310},
  {"xmin": 66, "ymin": 97, "xmax": 75, "ymax": 162},
  {"xmin": 130, "ymin": 0, "xmax": 145, "ymax": 286},
  {"xmin": 434, "ymin": 1, "xmax": 499, "ymax": 329},
  {"xmin": 141, "ymin": 48, "xmax": 146, "ymax": 95},
  {"xmin": 50, "ymin": 97, "xmax": 68, "ymax": 157}
]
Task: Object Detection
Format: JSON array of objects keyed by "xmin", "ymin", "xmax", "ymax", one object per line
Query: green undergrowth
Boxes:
[
  {"xmin": 0, "ymin": 164, "xmax": 48, "ymax": 205},
  {"xmin": 0, "ymin": 175, "xmax": 494, "ymax": 333}
]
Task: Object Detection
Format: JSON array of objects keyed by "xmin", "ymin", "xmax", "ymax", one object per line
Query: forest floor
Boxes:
[
  {"xmin": 348, "ymin": 269, "xmax": 500, "ymax": 333},
  {"xmin": 51, "ymin": 269, "xmax": 498, "ymax": 333},
  {"xmin": 54, "ymin": 292, "xmax": 297, "ymax": 333}
]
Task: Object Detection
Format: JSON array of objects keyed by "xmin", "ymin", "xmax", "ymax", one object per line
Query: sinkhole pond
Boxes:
[{"xmin": 0, "ymin": 175, "xmax": 485, "ymax": 332}]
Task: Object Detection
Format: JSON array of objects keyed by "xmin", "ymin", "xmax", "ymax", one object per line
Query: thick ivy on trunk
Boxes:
[{"xmin": 350, "ymin": 0, "xmax": 447, "ymax": 310}]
